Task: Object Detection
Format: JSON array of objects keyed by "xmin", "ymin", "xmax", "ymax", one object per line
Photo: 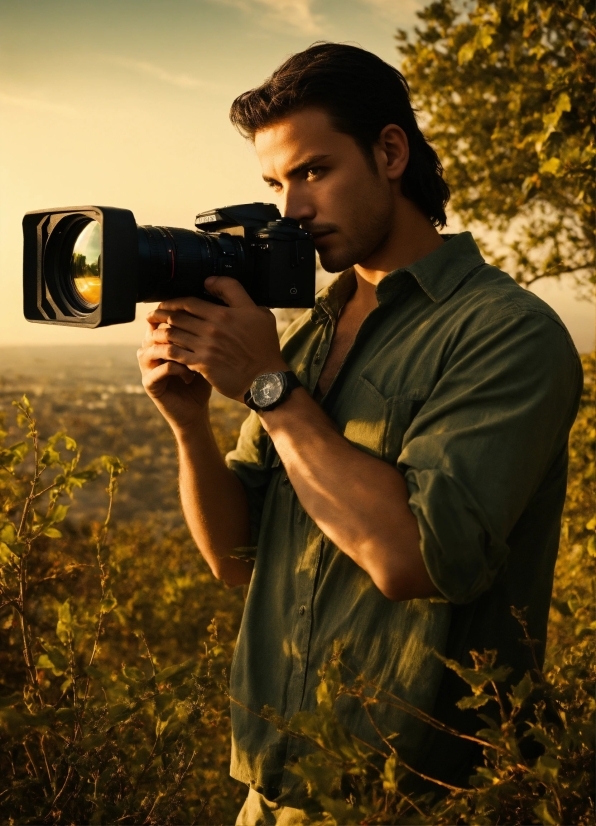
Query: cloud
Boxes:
[
  {"xmin": 359, "ymin": 0, "xmax": 422, "ymax": 26},
  {"xmin": 209, "ymin": 0, "xmax": 323, "ymax": 36},
  {"xmin": 0, "ymin": 90, "xmax": 75, "ymax": 115},
  {"xmin": 105, "ymin": 56, "xmax": 210, "ymax": 89}
]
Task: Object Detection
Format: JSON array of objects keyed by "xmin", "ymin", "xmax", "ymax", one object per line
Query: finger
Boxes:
[
  {"xmin": 143, "ymin": 361, "xmax": 196, "ymax": 397},
  {"xmin": 141, "ymin": 321, "xmax": 158, "ymax": 348},
  {"xmin": 145, "ymin": 342, "xmax": 198, "ymax": 368},
  {"xmin": 151, "ymin": 324, "xmax": 201, "ymax": 352},
  {"xmin": 137, "ymin": 346, "xmax": 167, "ymax": 377},
  {"xmin": 204, "ymin": 276, "xmax": 255, "ymax": 308},
  {"xmin": 148, "ymin": 310, "xmax": 217, "ymax": 339},
  {"xmin": 149, "ymin": 296, "xmax": 221, "ymax": 324},
  {"xmin": 145, "ymin": 314, "xmax": 164, "ymax": 333}
]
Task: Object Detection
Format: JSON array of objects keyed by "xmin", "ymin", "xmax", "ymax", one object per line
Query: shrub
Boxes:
[{"xmin": 0, "ymin": 396, "xmax": 245, "ymax": 824}]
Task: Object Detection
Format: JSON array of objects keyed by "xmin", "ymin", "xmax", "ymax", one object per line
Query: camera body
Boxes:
[{"xmin": 23, "ymin": 203, "xmax": 316, "ymax": 328}]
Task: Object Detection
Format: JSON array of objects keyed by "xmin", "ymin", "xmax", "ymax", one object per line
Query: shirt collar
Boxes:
[
  {"xmin": 396, "ymin": 231, "xmax": 485, "ymax": 304},
  {"xmin": 311, "ymin": 232, "xmax": 485, "ymax": 323},
  {"xmin": 311, "ymin": 268, "xmax": 356, "ymax": 323}
]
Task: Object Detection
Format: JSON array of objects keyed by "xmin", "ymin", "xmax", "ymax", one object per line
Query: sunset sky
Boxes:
[{"xmin": 0, "ymin": 0, "xmax": 592, "ymax": 351}]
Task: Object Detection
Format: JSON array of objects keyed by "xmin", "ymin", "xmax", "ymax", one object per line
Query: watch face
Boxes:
[{"xmin": 251, "ymin": 372, "xmax": 285, "ymax": 408}]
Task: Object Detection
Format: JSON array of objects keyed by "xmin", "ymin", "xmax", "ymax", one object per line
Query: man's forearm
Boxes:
[
  {"xmin": 175, "ymin": 413, "xmax": 253, "ymax": 586},
  {"xmin": 260, "ymin": 389, "xmax": 439, "ymax": 601}
]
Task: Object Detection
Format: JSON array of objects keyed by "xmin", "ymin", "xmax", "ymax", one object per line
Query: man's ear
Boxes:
[{"xmin": 376, "ymin": 124, "xmax": 409, "ymax": 181}]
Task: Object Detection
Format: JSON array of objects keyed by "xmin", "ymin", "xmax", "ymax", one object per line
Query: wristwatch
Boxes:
[{"xmin": 244, "ymin": 371, "xmax": 302, "ymax": 412}]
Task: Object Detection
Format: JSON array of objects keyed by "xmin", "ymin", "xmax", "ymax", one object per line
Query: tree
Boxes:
[{"xmin": 396, "ymin": 0, "xmax": 595, "ymax": 293}]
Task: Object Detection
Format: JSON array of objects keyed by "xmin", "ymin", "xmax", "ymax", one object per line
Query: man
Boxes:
[{"xmin": 138, "ymin": 43, "xmax": 582, "ymax": 824}]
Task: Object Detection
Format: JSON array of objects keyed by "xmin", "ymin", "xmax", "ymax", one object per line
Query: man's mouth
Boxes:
[{"xmin": 310, "ymin": 229, "xmax": 336, "ymax": 242}]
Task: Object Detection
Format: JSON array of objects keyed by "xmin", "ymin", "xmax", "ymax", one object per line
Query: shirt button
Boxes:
[
  {"xmin": 313, "ymin": 354, "xmax": 321, "ymax": 364},
  {"xmin": 299, "ymin": 605, "xmax": 306, "ymax": 616}
]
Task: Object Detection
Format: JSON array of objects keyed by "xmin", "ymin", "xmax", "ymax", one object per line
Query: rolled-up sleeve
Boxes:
[
  {"xmin": 398, "ymin": 307, "xmax": 583, "ymax": 605},
  {"xmin": 225, "ymin": 410, "xmax": 274, "ymax": 552}
]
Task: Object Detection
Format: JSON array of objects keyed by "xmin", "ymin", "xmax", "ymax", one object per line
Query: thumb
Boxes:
[{"xmin": 204, "ymin": 276, "xmax": 255, "ymax": 308}]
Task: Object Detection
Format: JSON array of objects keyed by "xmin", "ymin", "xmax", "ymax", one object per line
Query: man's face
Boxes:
[{"xmin": 254, "ymin": 108, "xmax": 395, "ymax": 273}]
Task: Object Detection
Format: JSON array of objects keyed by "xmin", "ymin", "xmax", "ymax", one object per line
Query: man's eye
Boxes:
[
  {"xmin": 306, "ymin": 167, "xmax": 322, "ymax": 180},
  {"xmin": 267, "ymin": 181, "xmax": 282, "ymax": 192}
]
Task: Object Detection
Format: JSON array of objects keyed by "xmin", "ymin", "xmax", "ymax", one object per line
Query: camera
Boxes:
[{"xmin": 22, "ymin": 203, "xmax": 316, "ymax": 328}]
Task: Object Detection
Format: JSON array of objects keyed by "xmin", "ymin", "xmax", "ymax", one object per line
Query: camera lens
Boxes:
[{"xmin": 69, "ymin": 220, "xmax": 101, "ymax": 308}]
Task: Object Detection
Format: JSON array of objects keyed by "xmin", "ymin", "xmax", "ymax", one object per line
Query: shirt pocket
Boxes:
[{"xmin": 341, "ymin": 375, "xmax": 428, "ymax": 465}]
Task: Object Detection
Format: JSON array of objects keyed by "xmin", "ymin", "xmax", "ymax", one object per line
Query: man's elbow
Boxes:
[
  {"xmin": 209, "ymin": 555, "xmax": 254, "ymax": 588},
  {"xmin": 373, "ymin": 562, "xmax": 441, "ymax": 602}
]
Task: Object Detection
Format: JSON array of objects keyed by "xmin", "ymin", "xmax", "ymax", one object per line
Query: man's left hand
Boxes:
[{"xmin": 146, "ymin": 276, "xmax": 287, "ymax": 402}]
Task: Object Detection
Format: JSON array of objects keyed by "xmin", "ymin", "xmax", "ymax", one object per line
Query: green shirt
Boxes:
[{"xmin": 225, "ymin": 232, "xmax": 582, "ymax": 804}]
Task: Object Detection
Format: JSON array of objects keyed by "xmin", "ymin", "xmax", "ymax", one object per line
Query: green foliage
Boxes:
[
  {"xmin": 397, "ymin": 0, "xmax": 595, "ymax": 292},
  {"xmin": 0, "ymin": 397, "xmax": 245, "ymax": 824}
]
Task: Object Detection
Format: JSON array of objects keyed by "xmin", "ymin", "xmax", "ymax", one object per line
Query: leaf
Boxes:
[
  {"xmin": 315, "ymin": 666, "xmax": 342, "ymax": 711},
  {"xmin": 17, "ymin": 394, "xmax": 33, "ymax": 415},
  {"xmin": 100, "ymin": 455, "xmax": 127, "ymax": 476},
  {"xmin": 121, "ymin": 665, "xmax": 146, "ymax": 684},
  {"xmin": 540, "ymin": 157, "xmax": 561, "ymax": 175},
  {"xmin": 319, "ymin": 794, "xmax": 363, "ymax": 825},
  {"xmin": 457, "ymin": 40, "xmax": 477, "ymax": 65},
  {"xmin": 382, "ymin": 752, "xmax": 408, "ymax": 793},
  {"xmin": 0, "ymin": 542, "xmax": 16, "ymax": 563},
  {"xmin": 477, "ymin": 713, "xmax": 500, "ymax": 731},
  {"xmin": 289, "ymin": 751, "xmax": 341, "ymax": 798},
  {"xmin": 43, "ymin": 527, "xmax": 62, "ymax": 538},
  {"xmin": 40, "ymin": 447, "xmax": 61, "ymax": 467},
  {"xmin": 36, "ymin": 641, "xmax": 68, "ymax": 676},
  {"xmin": 66, "ymin": 469, "xmax": 98, "ymax": 490},
  {"xmin": 36, "ymin": 654, "xmax": 56, "ymax": 672},
  {"xmin": 154, "ymin": 692, "xmax": 175, "ymax": 716},
  {"xmin": 526, "ymin": 725, "xmax": 557, "ymax": 751},
  {"xmin": 457, "ymin": 692, "xmax": 495, "ymax": 710},
  {"xmin": 533, "ymin": 799, "xmax": 559, "ymax": 825},
  {"xmin": 0, "ymin": 523, "xmax": 17, "ymax": 544},
  {"xmin": 100, "ymin": 590, "xmax": 118, "ymax": 614},
  {"xmin": 440, "ymin": 652, "xmax": 512, "ymax": 692},
  {"xmin": 534, "ymin": 754, "xmax": 561, "ymax": 782},
  {"xmin": 107, "ymin": 702, "xmax": 135, "ymax": 725},
  {"xmin": 509, "ymin": 672, "xmax": 534, "ymax": 709},
  {"xmin": 56, "ymin": 599, "xmax": 73, "ymax": 644},
  {"xmin": 63, "ymin": 435, "xmax": 77, "ymax": 452},
  {"xmin": 154, "ymin": 660, "xmax": 195, "ymax": 686},
  {"xmin": 56, "ymin": 707, "xmax": 77, "ymax": 723},
  {"xmin": 50, "ymin": 504, "xmax": 70, "ymax": 524}
]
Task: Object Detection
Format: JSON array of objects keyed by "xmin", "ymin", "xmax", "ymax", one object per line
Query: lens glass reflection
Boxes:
[{"xmin": 70, "ymin": 221, "xmax": 101, "ymax": 307}]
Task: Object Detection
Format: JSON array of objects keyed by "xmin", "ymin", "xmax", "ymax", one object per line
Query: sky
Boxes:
[{"xmin": 0, "ymin": 0, "xmax": 593, "ymax": 352}]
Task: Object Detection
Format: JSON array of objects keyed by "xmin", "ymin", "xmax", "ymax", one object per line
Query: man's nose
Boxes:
[{"xmin": 282, "ymin": 186, "xmax": 316, "ymax": 223}]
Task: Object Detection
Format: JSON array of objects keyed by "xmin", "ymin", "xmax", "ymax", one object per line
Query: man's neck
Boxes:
[{"xmin": 354, "ymin": 197, "xmax": 444, "ymax": 288}]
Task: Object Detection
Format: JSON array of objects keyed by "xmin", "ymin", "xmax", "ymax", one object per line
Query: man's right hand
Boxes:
[
  {"xmin": 137, "ymin": 320, "xmax": 212, "ymax": 434},
  {"xmin": 138, "ymin": 315, "xmax": 253, "ymax": 588}
]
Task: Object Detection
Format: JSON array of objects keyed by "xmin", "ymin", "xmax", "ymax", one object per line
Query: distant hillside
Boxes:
[{"xmin": 0, "ymin": 346, "xmax": 248, "ymax": 527}]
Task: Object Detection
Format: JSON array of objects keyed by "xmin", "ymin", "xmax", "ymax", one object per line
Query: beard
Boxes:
[{"xmin": 308, "ymin": 199, "xmax": 394, "ymax": 274}]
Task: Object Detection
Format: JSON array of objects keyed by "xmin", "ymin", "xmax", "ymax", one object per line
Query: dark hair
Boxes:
[{"xmin": 230, "ymin": 42, "xmax": 450, "ymax": 228}]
